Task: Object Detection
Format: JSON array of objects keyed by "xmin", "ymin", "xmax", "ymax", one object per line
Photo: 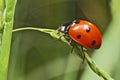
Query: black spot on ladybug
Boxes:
[
  {"xmin": 86, "ymin": 27, "xmax": 90, "ymax": 32},
  {"xmin": 91, "ymin": 40, "xmax": 96, "ymax": 46},
  {"xmin": 74, "ymin": 20, "xmax": 80, "ymax": 24},
  {"xmin": 76, "ymin": 34, "xmax": 81, "ymax": 39}
]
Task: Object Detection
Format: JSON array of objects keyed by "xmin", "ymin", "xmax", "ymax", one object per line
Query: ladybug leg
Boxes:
[
  {"xmin": 57, "ymin": 30, "xmax": 68, "ymax": 40},
  {"xmin": 57, "ymin": 30, "xmax": 62, "ymax": 39},
  {"xmin": 80, "ymin": 46, "xmax": 85, "ymax": 63},
  {"xmin": 68, "ymin": 39, "xmax": 74, "ymax": 53},
  {"xmin": 57, "ymin": 33, "xmax": 66, "ymax": 40},
  {"xmin": 69, "ymin": 38, "xmax": 73, "ymax": 44},
  {"xmin": 57, "ymin": 35, "xmax": 62, "ymax": 40}
]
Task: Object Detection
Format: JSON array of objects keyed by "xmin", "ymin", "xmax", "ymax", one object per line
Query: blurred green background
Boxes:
[{"xmin": 7, "ymin": 0, "xmax": 120, "ymax": 80}]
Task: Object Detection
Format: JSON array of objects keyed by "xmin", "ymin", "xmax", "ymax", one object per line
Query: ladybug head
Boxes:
[
  {"xmin": 57, "ymin": 25, "xmax": 66, "ymax": 33},
  {"xmin": 57, "ymin": 21, "xmax": 73, "ymax": 33}
]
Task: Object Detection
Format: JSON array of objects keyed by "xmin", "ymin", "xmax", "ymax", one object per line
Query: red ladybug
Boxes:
[{"xmin": 58, "ymin": 20, "xmax": 102, "ymax": 49}]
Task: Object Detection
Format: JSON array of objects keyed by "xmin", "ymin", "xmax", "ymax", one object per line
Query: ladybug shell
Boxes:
[{"xmin": 68, "ymin": 20, "xmax": 102, "ymax": 49}]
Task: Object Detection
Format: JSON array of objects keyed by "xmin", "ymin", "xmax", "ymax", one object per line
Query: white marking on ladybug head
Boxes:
[{"xmin": 60, "ymin": 26, "xmax": 66, "ymax": 31}]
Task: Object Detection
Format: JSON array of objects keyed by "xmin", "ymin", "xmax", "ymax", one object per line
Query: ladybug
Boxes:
[{"xmin": 57, "ymin": 20, "xmax": 102, "ymax": 49}]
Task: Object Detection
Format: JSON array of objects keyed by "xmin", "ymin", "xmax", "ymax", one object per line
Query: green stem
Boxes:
[
  {"xmin": 84, "ymin": 51, "xmax": 114, "ymax": 80},
  {"xmin": 0, "ymin": 0, "xmax": 17, "ymax": 80},
  {"xmin": 12, "ymin": 27, "xmax": 55, "ymax": 33},
  {"xmin": 13, "ymin": 27, "xmax": 68, "ymax": 43}
]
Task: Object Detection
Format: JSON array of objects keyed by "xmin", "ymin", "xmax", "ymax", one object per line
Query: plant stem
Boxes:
[
  {"xmin": 84, "ymin": 51, "xmax": 114, "ymax": 80},
  {"xmin": 12, "ymin": 27, "xmax": 55, "ymax": 33},
  {"xmin": 0, "ymin": 0, "xmax": 17, "ymax": 80},
  {"xmin": 13, "ymin": 27, "xmax": 67, "ymax": 43}
]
